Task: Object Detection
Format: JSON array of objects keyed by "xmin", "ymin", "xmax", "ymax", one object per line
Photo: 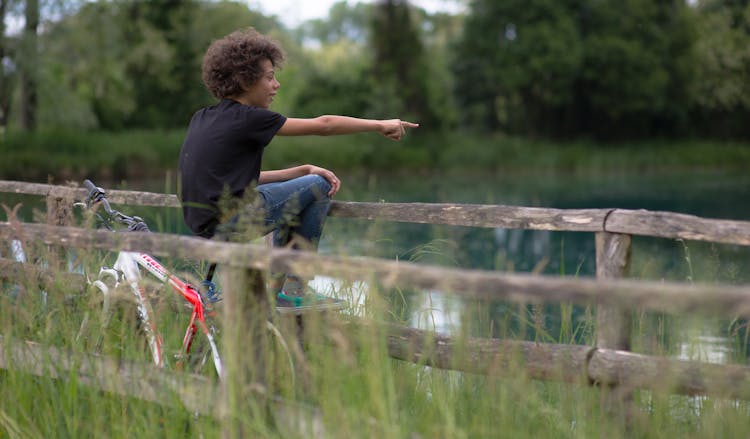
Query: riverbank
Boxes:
[{"xmin": 1, "ymin": 129, "xmax": 749, "ymax": 182}]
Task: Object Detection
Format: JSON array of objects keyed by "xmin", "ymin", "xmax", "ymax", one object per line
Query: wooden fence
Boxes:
[{"xmin": 1, "ymin": 180, "xmax": 750, "ymax": 427}]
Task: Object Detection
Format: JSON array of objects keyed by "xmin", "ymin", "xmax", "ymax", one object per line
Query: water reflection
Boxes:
[
  {"xmin": 409, "ymin": 291, "xmax": 462, "ymax": 335},
  {"xmin": 311, "ymin": 274, "xmax": 463, "ymax": 334},
  {"xmin": 678, "ymin": 332, "xmax": 731, "ymax": 365}
]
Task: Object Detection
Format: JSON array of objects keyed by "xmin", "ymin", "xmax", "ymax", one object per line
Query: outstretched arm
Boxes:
[{"xmin": 277, "ymin": 116, "xmax": 419, "ymax": 141}]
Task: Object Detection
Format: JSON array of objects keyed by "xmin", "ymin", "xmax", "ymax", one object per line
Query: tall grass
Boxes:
[{"xmin": 2, "ymin": 232, "xmax": 750, "ymax": 438}]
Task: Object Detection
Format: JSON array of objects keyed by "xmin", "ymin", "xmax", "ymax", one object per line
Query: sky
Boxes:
[
  {"xmin": 246, "ymin": 0, "xmax": 467, "ymax": 28},
  {"xmin": 3, "ymin": 1, "xmax": 466, "ymax": 36}
]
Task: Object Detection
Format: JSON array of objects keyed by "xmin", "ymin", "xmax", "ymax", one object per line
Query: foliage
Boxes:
[
  {"xmin": 294, "ymin": 0, "xmax": 371, "ymax": 45},
  {"xmin": 288, "ymin": 32, "xmax": 373, "ymax": 118},
  {"xmin": 3, "ymin": 128, "xmax": 750, "ymax": 184},
  {"xmin": 689, "ymin": 0, "xmax": 750, "ymax": 137},
  {"xmin": 0, "ymin": 128, "xmax": 185, "ymax": 181},
  {"xmin": 454, "ymin": 0, "xmax": 698, "ymax": 139},
  {"xmin": 370, "ymin": 0, "xmax": 439, "ymax": 127},
  {"xmin": 13, "ymin": 1, "xmax": 282, "ymax": 131},
  {"xmin": 3, "ymin": 0, "xmax": 750, "ymax": 141}
]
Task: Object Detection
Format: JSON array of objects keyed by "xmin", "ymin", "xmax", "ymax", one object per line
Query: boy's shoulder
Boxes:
[{"xmin": 209, "ymin": 99, "xmax": 284, "ymax": 118}]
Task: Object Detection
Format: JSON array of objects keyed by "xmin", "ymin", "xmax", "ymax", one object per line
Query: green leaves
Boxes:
[
  {"xmin": 454, "ymin": 0, "xmax": 703, "ymax": 138},
  {"xmin": 5, "ymin": 0, "xmax": 750, "ymax": 140}
]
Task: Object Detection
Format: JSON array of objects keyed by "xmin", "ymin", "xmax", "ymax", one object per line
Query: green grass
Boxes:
[
  {"xmin": 1, "ymin": 128, "xmax": 749, "ymax": 182},
  {"xmin": 2, "ymin": 239, "xmax": 750, "ymax": 438},
  {"xmin": 0, "ymin": 129, "xmax": 185, "ymax": 182}
]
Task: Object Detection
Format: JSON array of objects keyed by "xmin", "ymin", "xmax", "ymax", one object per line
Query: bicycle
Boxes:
[
  {"xmin": 4, "ymin": 180, "xmax": 344, "ymax": 396},
  {"xmin": 79, "ymin": 179, "xmax": 223, "ymax": 377},
  {"xmin": 78, "ymin": 181, "xmax": 332, "ymax": 393}
]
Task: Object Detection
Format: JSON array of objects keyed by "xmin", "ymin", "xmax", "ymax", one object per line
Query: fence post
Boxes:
[
  {"xmin": 219, "ymin": 265, "xmax": 270, "ymax": 438},
  {"xmin": 595, "ymin": 231, "xmax": 633, "ymax": 422},
  {"xmin": 45, "ymin": 187, "xmax": 72, "ymax": 270},
  {"xmin": 46, "ymin": 190, "xmax": 71, "ymax": 227}
]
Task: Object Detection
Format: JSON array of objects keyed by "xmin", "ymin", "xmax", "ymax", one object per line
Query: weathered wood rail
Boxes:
[
  {"xmin": 2, "ymin": 222, "xmax": 750, "ymax": 316},
  {"xmin": 1, "ymin": 180, "xmax": 749, "ymax": 244},
  {"xmin": 1, "ymin": 180, "xmax": 750, "ymax": 416}
]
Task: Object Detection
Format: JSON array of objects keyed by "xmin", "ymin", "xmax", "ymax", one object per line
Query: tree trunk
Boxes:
[
  {"xmin": 0, "ymin": 0, "xmax": 9, "ymax": 130},
  {"xmin": 20, "ymin": 0, "xmax": 39, "ymax": 131}
]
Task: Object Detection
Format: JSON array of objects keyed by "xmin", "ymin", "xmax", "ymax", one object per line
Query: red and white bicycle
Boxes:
[{"xmin": 80, "ymin": 179, "xmax": 223, "ymax": 377}]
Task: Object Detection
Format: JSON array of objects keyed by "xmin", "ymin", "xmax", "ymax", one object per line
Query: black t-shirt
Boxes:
[{"xmin": 178, "ymin": 99, "xmax": 287, "ymax": 238}]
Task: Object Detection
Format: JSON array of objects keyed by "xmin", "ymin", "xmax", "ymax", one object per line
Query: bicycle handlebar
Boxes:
[
  {"xmin": 82, "ymin": 179, "xmax": 150, "ymax": 232},
  {"xmin": 82, "ymin": 179, "xmax": 222, "ymax": 303}
]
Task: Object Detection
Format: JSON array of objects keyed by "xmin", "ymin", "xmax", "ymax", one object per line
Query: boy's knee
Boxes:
[{"xmin": 310, "ymin": 175, "xmax": 331, "ymax": 198}]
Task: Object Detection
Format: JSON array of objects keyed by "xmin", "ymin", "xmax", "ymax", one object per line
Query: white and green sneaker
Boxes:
[{"xmin": 275, "ymin": 291, "xmax": 345, "ymax": 314}]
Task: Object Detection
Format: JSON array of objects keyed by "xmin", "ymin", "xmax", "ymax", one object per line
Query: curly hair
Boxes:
[{"xmin": 201, "ymin": 28, "xmax": 285, "ymax": 100}]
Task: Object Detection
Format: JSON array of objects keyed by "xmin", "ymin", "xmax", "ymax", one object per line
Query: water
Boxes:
[
  {"xmin": 320, "ymin": 170, "xmax": 749, "ymax": 276},
  {"xmin": 312, "ymin": 169, "xmax": 750, "ymax": 361}
]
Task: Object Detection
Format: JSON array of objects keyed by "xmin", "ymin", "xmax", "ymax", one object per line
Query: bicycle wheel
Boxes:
[
  {"xmin": 128, "ymin": 282, "xmax": 164, "ymax": 367},
  {"xmin": 75, "ymin": 273, "xmax": 113, "ymax": 352},
  {"xmin": 112, "ymin": 252, "xmax": 165, "ymax": 367},
  {"xmin": 180, "ymin": 314, "xmax": 223, "ymax": 378},
  {"xmin": 77, "ymin": 277, "xmax": 164, "ymax": 367}
]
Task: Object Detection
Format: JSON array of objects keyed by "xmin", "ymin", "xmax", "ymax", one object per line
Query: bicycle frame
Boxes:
[
  {"xmin": 98, "ymin": 250, "xmax": 164, "ymax": 368},
  {"xmin": 81, "ymin": 179, "xmax": 223, "ymax": 377},
  {"xmin": 118, "ymin": 250, "xmax": 222, "ymax": 376}
]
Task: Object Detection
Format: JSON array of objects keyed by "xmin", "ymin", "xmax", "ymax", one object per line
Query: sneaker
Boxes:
[{"xmin": 275, "ymin": 291, "xmax": 345, "ymax": 314}]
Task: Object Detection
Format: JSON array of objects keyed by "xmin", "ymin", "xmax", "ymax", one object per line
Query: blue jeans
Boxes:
[{"xmin": 217, "ymin": 174, "xmax": 332, "ymax": 250}]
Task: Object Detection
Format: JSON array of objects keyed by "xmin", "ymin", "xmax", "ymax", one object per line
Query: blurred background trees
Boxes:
[{"xmin": 2, "ymin": 0, "xmax": 750, "ymax": 141}]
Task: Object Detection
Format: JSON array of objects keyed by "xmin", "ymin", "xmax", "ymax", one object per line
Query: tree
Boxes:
[
  {"xmin": 38, "ymin": 2, "xmax": 136, "ymax": 129},
  {"xmin": 19, "ymin": 0, "xmax": 38, "ymax": 130},
  {"xmin": 291, "ymin": 39, "xmax": 373, "ymax": 118},
  {"xmin": 453, "ymin": 0, "xmax": 583, "ymax": 135},
  {"xmin": 454, "ymin": 0, "xmax": 697, "ymax": 139},
  {"xmin": 0, "ymin": 0, "xmax": 12, "ymax": 131},
  {"xmin": 289, "ymin": 2, "xmax": 373, "ymax": 118},
  {"xmin": 690, "ymin": 0, "xmax": 750, "ymax": 137},
  {"xmin": 35, "ymin": 1, "xmax": 284, "ymax": 130},
  {"xmin": 575, "ymin": 0, "xmax": 696, "ymax": 138},
  {"xmin": 370, "ymin": 0, "xmax": 439, "ymax": 128},
  {"xmin": 117, "ymin": 1, "xmax": 282, "ymax": 128},
  {"xmin": 296, "ymin": 0, "xmax": 371, "ymax": 45}
]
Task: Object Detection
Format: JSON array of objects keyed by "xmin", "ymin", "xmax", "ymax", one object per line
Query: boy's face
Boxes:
[{"xmin": 244, "ymin": 58, "xmax": 280, "ymax": 108}]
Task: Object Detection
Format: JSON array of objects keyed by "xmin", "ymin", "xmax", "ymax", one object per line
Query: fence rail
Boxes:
[
  {"xmin": 376, "ymin": 322, "xmax": 750, "ymax": 400},
  {"xmin": 2, "ymin": 180, "xmax": 750, "ymax": 420},
  {"xmin": 1, "ymin": 180, "xmax": 749, "ymax": 244},
  {"xmin": 2, "ymin": 221, "xmax": 749, "ymax": 316}
]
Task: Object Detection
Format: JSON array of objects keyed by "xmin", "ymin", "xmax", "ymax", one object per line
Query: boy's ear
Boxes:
[{"xmin": 234, "ymin": 75, "xmax": 252, "ymax": 92}]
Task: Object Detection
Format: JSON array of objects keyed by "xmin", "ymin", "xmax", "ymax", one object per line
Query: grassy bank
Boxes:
[
  {"xmin": 2, "ymin": 208, "xmax": 749, "ymax": 437},
  {"xmin": 1, "ymin": 129, "xmax": 749, "ymax": 182},
  {"xmin": 2, "ymin": 249, "xmax": 750, "ymax": 438}
]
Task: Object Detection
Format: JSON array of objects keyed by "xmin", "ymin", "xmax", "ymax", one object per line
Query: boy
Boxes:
[{"xmin": 178, "ymin": 28, "xmax": 418, "ymax": 309}]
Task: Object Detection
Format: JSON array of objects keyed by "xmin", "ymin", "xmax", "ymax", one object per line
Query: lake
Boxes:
[
  {"xmin": 312, "ymin": 169, "xmax": 750, "ymax": 362},
  {"xmin": 322, "ymin": 169, "xmax": 749, "ymax": 277}
]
